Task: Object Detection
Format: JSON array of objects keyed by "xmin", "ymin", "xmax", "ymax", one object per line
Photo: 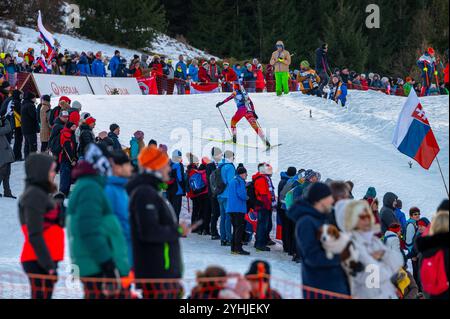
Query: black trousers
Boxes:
[
  {"xmin": 0, "ymin": 163, "xmax": 12, "ymax": 196},
  {"xmin": 191, "ymin": 197, "xmax": 201, "ymax": 231},
  {"xmin": 199, "ymin": 194, "xmax": 211, "ymax": 234},
  {"xmin": 412, "ymin": 258, "xmax": 422, "ymax": 292},
  {"xmin": 209, "ymin": 195, "xmax": 220, "ymax": 236},
  {"xmin": 41, "ymin": 141, "xmax": 49, "ymax": 153},
  {"xmin": 22, "ymin": 261, "xmax": 57, "ymax": 299},
  {"xmin": 13, "ymin": 126, "xmax": 23, "ymax": 160},
  {"xmin": 230, "ymin": 213, "xmax": 246, "ymax": 252},
  {"xmin": 167, "ymin": 190, "xmax": 183, "ymax": 221},
  {"xmin": 23, "ymin": 133, "xmax": 38, "ymax": 159}
]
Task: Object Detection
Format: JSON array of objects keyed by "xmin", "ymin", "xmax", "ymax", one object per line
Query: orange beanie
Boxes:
[{"xmin": 138, "ymin": 146, "xmax": 169, "ymax": 171}]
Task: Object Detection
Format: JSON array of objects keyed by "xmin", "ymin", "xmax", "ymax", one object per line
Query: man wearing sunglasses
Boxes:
[{"xmin": 269, "ymin": 41, "xmax": 291, "ymax": 97}]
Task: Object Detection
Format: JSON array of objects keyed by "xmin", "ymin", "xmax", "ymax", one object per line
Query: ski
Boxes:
[{"xmin": 198, "ymin": 137, "xmax": 281, "ymax": 151}]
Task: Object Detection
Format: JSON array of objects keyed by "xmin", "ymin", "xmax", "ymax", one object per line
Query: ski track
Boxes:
[{"xmin": 0, "ymin": 90, "xmax": 448, "ymax": 298}]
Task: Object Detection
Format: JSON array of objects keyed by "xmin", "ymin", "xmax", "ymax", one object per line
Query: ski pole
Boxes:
[{"xmin": 217, "ymin": 106, "xmax": 233, "ymax": 138}]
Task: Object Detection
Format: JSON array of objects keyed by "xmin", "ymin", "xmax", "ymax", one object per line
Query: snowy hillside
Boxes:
[
  {"xmin": 0, "ymin": 90, "xmax": 448, "ymax": 298},
  {"xmin": 1, "ymin": 22, "xmax": 219, "ymax": 61}
]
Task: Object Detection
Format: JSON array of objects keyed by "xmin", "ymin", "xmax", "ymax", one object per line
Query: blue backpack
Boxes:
[{"xmin": 189, "ymin": 172, "xmax": 207, "ymax": 194}]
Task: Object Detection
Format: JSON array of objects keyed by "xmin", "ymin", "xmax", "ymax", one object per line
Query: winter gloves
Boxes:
[{"xmin": 216, "ymin": 102, "xmax": 224, "ymax": 108}]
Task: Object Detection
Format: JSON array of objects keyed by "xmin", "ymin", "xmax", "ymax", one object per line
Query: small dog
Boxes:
[{"xmin": 318, "ymin": 224, "xmax": 364, "ymax": 277}]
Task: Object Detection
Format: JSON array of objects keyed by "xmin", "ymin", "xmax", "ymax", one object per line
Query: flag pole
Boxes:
[{"xmin": 435, "ymin": 155, "xmax": 449, "ymax": 199}]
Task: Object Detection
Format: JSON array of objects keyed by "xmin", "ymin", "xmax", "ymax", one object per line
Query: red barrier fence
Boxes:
[
  {"xmin": 0, "ymin": 270, "xmax": 351, "ymax": 300},
  {"xmin": 14, "ymin": 70, "xmax": 409, "ymax": 97}
]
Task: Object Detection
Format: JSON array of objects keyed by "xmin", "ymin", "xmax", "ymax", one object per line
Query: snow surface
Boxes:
[
  {"xmin": 0, "ymin": 90, "xmax": 448, "ymax": 298},
  {"xmin": 1, "ymin": 22, "xmax": 219, "ymax": 62}
]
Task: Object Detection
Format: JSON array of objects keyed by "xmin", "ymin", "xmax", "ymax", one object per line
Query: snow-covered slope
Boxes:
[
  {"xmin": 0, "ymin": 90, "xmax": 448, "ymax": 298},
  {"xmin": 1, "ymin": 22, "xmax": 218, "ymax": 61}
]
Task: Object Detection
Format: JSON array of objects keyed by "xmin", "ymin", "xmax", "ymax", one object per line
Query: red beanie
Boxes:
[
  {"xmin": 427, "ymin": 47, "xmax": 435, "ymax": 55},
  {"xmin": 85, "ymin": 117, "xmax": 96, "ymax": 126},
  {"xmin": 59, "ymin": 96, "xmax": 71, "ymax": 104}
]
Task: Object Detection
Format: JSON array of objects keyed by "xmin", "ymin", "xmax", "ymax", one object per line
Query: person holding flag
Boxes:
[
  {"xmin": 215, "ymin": 80, "xmax": 270, "ymax": 149},
  {"xmin": 417, "ymin": 48, "xmax": 437, "ymax": 97},
  {"xmin": 37, "ymin": 11, "xmax": 56, "ymax": 68}
]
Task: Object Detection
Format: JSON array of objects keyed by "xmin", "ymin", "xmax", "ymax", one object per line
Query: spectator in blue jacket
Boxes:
[
  {"xmin": 175, "ymin": 56, "xmax": 188, "ymax": 95},
  {"xmin": 188, "ymin": 59, "xmax": 199, "ymax": 82},
  {"xmin": 105, "ymin": 150, "xmax": 134, "ymax": 266},
  {"xmin": 217, "ymin": 150, "xmax": 236, "ymax": 247},
  {"xmin": 109, "ymin": 50, "xmax": 121, "ymax": 77},
  {"xmin": 77, "ymin": 52, "xmax": 91, "ymax": 76},
  {"xmin": 175, "ymin": 55, "xmax": 187, "ymax": 78},
  {"xmin": 417, "ymin": 47, "xmax": 437, "ymax": 96},
  {"xmin": 168, "ymin": 150, "xmax": 186, "ymax": 221},
  {"xmin": 241, "ymin": 63, "xmax": 256, "ymax": 93},
  {"xmin": 91, "ymin": 52, "xmax": 106, "ymax": 77},
  {"xmin": 226, "ymin": 166, "xmax": 250, "ymax": 255},
  {"xmin": 288, "ymin": 182, "xmax": 350, "ymax": 298},
  {"xmin": 394, "ymin": 199, "xmax": 407, "ymax": 233}
]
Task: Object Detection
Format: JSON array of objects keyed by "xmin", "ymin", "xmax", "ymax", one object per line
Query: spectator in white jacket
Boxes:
[{"xmin": 342, "ymin": 200, "xmax": 404, "ymax": 299}]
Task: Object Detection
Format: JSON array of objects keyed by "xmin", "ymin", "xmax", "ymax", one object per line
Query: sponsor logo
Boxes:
[
  {"xmin": 51, "ymin": 82, "xmax": 80, "ymax": 96},
  {"xmin": 104, "ymin": 84, "xmax": 130, "ymax": 95}
]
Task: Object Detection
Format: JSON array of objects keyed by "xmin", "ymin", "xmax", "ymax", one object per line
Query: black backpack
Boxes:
[
  {"xmin": 209, "ymin": 165, "xmax": 228, "ymax": 197},
  {"xmin": 246, "ymin": 176, "xmax": 264, "ymax": 211},
  {"xmin": 49, "ymin": 129, "xmax": 63, "ymax": 156}
]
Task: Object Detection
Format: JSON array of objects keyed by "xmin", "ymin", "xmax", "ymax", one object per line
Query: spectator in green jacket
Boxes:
[{"xmin": 66, "ymin": 144, "xmax": 130, "ymax": 299}]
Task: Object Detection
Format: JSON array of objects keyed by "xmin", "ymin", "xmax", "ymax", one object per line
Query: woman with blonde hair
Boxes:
[{"xmin": 342, "ymin": 200, "xmax": 404, "ymax": 299}]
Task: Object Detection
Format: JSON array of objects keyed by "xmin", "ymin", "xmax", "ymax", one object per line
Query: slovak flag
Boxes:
[
  {"xmin": 37, "ymin": 10, "xmax": 56, "ymax": 64},
  {"xmin": 392, "ymin": 89, "xmax": 440, "ymax": 170}
]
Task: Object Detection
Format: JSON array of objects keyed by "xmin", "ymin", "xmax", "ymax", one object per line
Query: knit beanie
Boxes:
[
  {"xmin": 139, "ymin": 146, "xmax": 169, "ymax": 171},
  {"xmin": 305, "ymin": 182, "xmax": 332, "ymax": 205},
  {"xmin": 287, "ymin": 167, "xmax": 297, "ymax": 177}
]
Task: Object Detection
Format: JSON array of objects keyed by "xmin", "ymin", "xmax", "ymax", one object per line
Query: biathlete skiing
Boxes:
[{"xmin": 215, "ymin": 80, "xmax": 271, "ymax": 149}]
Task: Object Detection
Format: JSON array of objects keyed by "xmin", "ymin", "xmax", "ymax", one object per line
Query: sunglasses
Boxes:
[{"xmin": 359, "ymin": 214, "xmax": 372, "ymax": 221}]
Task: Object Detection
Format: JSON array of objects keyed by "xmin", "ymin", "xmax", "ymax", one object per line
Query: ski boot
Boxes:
[
  {"xmin": 265, "ymin": 140, "xmax": 271, "ymax": 150},
  {"xmin": 232, "ymin": 135, "xmax": 237, "ymax": 144}
]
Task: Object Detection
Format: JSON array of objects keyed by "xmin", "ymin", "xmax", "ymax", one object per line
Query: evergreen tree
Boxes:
[
  {"xmin": 322, "ymin": 0, "xmax": 369, "ymax": 72},
  {"xmin": 77, "ymin": 0, "xmax": 167, "ymax": 49}
]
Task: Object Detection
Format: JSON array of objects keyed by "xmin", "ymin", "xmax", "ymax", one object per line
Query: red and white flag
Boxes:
[{"xmin": 190, "ymin": 82, "xmax": 220, "ymax": 94}]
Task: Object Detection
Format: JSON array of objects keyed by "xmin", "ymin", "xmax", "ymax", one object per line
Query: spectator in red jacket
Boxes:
[
  {"xmin": 221, "ymin": 62, "xmax": 238, "ymax": 92},
  {"xmin": 255, "ymin": 64, "xmax": 266, "ymax": 92},
  {"xmin": 253, "ymin": 163, "xmax": 276, "ymax": 252},
  {"xmin": 149, "ymin": 55, "xmax": 164, "ymax": 77},
  {"xmin": 360, "ymin": 74, "xmax": 369, "ymax": 91},
  {"xmin": 444, "ymin": 60, "xmax": 449, "ymax": 90},
  {"xmin": 199, "ymin": 61, "xmax": 211, "ymax": 83}
]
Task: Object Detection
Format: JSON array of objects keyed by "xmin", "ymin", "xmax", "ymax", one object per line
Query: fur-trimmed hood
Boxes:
[{"xmin": 343, "ymin": 200, "xmax": 380, "ymax": 233}]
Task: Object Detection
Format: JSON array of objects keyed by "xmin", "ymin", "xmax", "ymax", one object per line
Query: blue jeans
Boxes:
[
  {"xmin": 59, "ymin": 161, "xmax": 72, "ymax": 196},
  {"xmin": 255, "ymin": 209, "xmax": 271, "ymax": 248},
  {"xmin": 218, "ymin": 198, "xmax": 232, "ymax": 242}
]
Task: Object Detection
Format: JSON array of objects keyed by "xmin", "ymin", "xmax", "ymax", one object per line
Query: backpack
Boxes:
[
  {"xmin": 189, "ymin": 172, "xmax": 207, "ymax": 194},
  {"xmin": 420, "ymin": 250, "xmax": 449, "ymax": 296},
  {"xmin": 209, "ymin": 165, "xmax": 229, "ymax": 197},
  {"xmin": 49, "ymin": 129, "xmax": 63, "ymax": 156},
  {"xmin": 246, "ymin": 176, "xmax": 265, "ymax": 211},
  {"xmin": 284, "ymin": 188, "xmax": 295, "ymax": 210},
  {"xmin": 279, "ymin": 178, "xmax": 300, "ymax": 205}
]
